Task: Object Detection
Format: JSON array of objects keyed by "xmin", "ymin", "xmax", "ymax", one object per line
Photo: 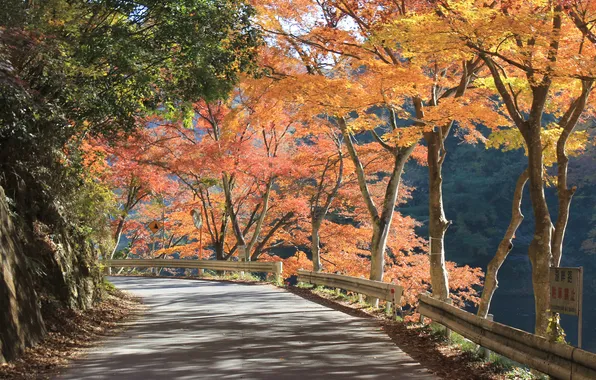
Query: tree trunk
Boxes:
[
  {"xmin": 477, "ymin": 169, "xmax": 529, "ymax": 318},
  {"xmin": 525, "ymin": 124, "xmax": 553, "ymax": 337},
  {"xmin": 369, "ymin": 147, "xmax": 414, "ymax": 306},
  {"xmin": 426, "ymin": 129, "xmax": 450, "ymax": 301},
  {"xmin": 369, "ymin": 222, "xmax": 386, "ymax": 282},
  {"xmin": 222, "ymin": 174, "xmax": 247, "ymax": 260},
  {"xmin": 215, "ymin": 239, "xmax": 226, "ymax": 261},
  {"xmin": 423, "ymin": 58, "xmax": 481, "ymax": 302},
  {"xmin": 245, "ymin": 179, "xmax": 274, "ymax": 261},
  {"xmin": 338, "ymin": 117, "xmax": 414, "ymax": 306},
  {"xmin": 551, "ymin": 80, "xmax": 593, "ymax": 266},
  {"xmin": 109, "ymin": 217, "xmax": 126, "ymax": 260},
  {"xmin": 309, "ymin": 148, "xmax": 343, "ymax": 273},
  {"xmin": 311, "ymin": 220, "xmax": 323, "ymax": 272}
]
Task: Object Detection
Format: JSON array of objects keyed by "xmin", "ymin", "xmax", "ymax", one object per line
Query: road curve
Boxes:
[{"xmin": 56, "ymin": 277, "xmax": 437, "ymax": 380}]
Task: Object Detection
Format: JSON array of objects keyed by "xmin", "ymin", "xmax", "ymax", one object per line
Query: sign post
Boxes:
[
  {"xmin": 190, "ymin": 209, "xmax": 203, "ymax": 257},
  {"xmin": 549, "ymin": 266, "xmax": 583, "ymax": 348}
]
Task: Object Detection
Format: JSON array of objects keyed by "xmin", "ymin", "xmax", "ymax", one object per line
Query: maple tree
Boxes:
[
  {"xmin": 285, "ymin": 129, "xmax": 346, "ymax": 272},
  {"xmin": 88, "ymin": 133, "xmax": 180, "ymax": 260},
  {"xmin": 254, "ymin": 0, "xmax": 500, "ymax": 307},
  {"xmin": 430, "ymin": 0, "xmax": 596, "ymax": 336},
  {"xmin": 111, "ymin": 80, "xmax": 312, "ymax": 263},
  {"xmin": 255, "ymin": 0, "xmax": 424, "ymax": 294}
]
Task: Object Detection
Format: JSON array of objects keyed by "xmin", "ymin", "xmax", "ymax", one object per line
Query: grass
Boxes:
[
  {"xmin": 297, "ymin": 282, "xmax": 398, "ymax": 316},
  {"xmin": 202, "ymin": 270, "xmax": 262, "ymax": 282},
  {"xmin": 113, "ymin": 268, "xmax": 276, "ymax": 284},
  {"xmin": 426, "ymin": 322, "xmax": 548, "ymax": 379},
  {"xmin": 101, "ymin": 278, "xmax": 117, "ymax": 293}
]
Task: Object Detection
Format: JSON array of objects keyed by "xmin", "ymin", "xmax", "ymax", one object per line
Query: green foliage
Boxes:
[
  {"xmin": 70, "ymin": 169, "xmax": 117, "ymax": 243},
  {"xmin": 102, "ymin": 278, "xmax": 117, "ymax": 293},
  {"xmin": 0, "ymin": 0, "xmax": 259, "ymax": 260},
  {"xmin": 546, "ymin": 314, "xmax": 567, "ymax": 344}
]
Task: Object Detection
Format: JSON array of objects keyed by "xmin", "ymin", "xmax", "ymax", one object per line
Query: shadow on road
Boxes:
[{"xmin": 56, "ymin": 277, "xmax": 436, "ymax": 380}]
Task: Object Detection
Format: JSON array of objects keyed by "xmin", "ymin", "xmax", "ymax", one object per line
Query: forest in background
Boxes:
[{"xmin": 402, "ymin": 132, "xmax": 596, "ymax": 294}]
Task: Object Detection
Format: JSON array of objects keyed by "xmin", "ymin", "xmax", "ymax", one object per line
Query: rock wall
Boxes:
[
  {"xmin": 0, "ymin": 184, "xmax": 102, "ymax": 363},
  {"xmin": 0, "ymin": 186, "xmax": 45, "ymax": 363}
]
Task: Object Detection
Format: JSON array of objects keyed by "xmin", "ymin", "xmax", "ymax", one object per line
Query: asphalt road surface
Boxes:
[{"xmin": 56, "ymin": 277, "xmax": 437, "ymax": 380}]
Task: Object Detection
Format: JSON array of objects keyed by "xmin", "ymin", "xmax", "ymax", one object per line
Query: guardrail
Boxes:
[
  {"xmin": 418, "ymin": 292, "xmax": 596, "ymax": 380},
  {"xmin": 102, "ymin": 259, "xmax": 283, "ymax": 283},
  {"xmin": 297, "ymin": 270, "xmax": 403, "ymax": 315}
]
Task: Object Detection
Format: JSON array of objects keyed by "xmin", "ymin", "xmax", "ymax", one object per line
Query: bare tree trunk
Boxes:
[
  {"xmin": 309, "ymin": 145, "xmax": 343, "ymax": 273},
  {"xmin": 423, "ymin": 58, "xmax": 482, "ymax": 301},
  {"xmin": 480, "ymin": 53, "xmax": 557, "ymax": 337},
  {"xmin": 477, "ymin": 169, "xmax": 529, "ymax": 318},
  {"xmin": 369, "ymin": 222, "xmax": 387, "ymax": 282},
  {"xmin": 415, "ymin": 93, "xmax": 450, "ymax": 302},
  {"xmin": 222, "ymin": 174, "xmax": 247, "ymax": 260},
  {"xmin": 215, "ymin": 239, "xmax": 226, "ymax": 260},
  {"xmin": 110, "ymin": 217, "xmax": 126, "ymax": 259},
  {"xmin": 338, "ymin": 117, "xmax": 414, "ymax": 307},
  {"xmin": 426, "ymin": 128, "xmax": 450, "ymax": 301},
  {"xmin": 311, "ymin": 220, "xmax": 323, "ymax": 272},
  {"xmin": 551, "ymin": 80, "xmax": 593, "ymax": 266},
  {"xmin": 370, "ymin": 148, "xmax": 412, "ymax": 282},
  {"xmin": 245, "ymin": 179, "xmax": 274, "ymax": 261},
  {"xmin": 525, "ymin": 123, "xmax": 554, "ymax": 337}
]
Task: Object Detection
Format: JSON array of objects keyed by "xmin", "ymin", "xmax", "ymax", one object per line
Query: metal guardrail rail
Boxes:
[
  {"xmin": 297, "ymin": 269, "xmax": 403, "ymax": 313},
  {"xmin": 102, "ymin": 259, "xmax": 283, "ymax": 282},
  {"xmin": 418, "ymin": 292, "xmax": 596, "ymax": 380}
]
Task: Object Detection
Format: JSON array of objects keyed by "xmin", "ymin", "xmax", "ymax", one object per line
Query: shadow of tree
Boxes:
[{"xmin": 56, "ymin": 277, "xmax": 436, "ymax": 380}]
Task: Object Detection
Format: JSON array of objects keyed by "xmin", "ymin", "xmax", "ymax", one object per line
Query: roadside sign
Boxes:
[
  {"xmin": 550, "ymin": 267, "xmax": 581, "ymax": 316},
  {"xmin": 190, "ymin": 209, "xmax": 203, "ymax": 257},
  {"xmin": 148, "ymin": 220, "xmax": 161, "ymax": 234},
  {"xmin": 550, "ymin": 266, "xmax": 583, "ymax": 347},
  {"xmin": 190, "ymin": 209, "xmax": 202, "ymax": 229}
]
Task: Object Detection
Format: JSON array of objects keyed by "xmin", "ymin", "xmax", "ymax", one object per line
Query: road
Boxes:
[{"xmin": 56, "ymin": 277, "xmax": 437, "ymax": 380}]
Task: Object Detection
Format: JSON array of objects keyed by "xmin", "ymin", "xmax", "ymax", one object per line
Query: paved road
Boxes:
[{"xmin": 57, "ymin": 277, "xmax": 437, "ymax": 380}]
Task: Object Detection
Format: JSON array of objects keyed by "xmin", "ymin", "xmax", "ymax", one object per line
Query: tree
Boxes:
[
  {"xmin": 477, "ymin": 122, "xmax": 591, "ymax": 318},
  {"xmin": 434, "ymin": 0, "xmax": 596, "ymax": 335},
  {"xmin": 257, "ymin": 0, "xmax": 497, "ymax": 303},
  {"xmin": 125, "ymin": 80, "xmax": 310, "ymax": 262},
  {"xmin": 289, "ymin": 130, "xmax": 346, "ymax": 272},
  {"xmin": 1, "ymin": 0, "xmax": 259, "ymax": 258},
  {"xmin": 88, "ymin": 133, "xmax": 180, "ymax": 260},
  {"xmin": 256, "ymin": 0, "xmax": 425, "ymax": 290}
]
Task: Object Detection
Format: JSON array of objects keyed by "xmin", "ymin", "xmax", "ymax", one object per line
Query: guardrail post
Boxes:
[
  {"xmin": 444, "ymin": 299, "xmax": 453, "ymax": 339},
  {"xmin": 273, "ymin": 262, "xmax": 283, "ymax": 285},
  {"xmin": 385, "ymin": 301, "xmax": 392, "ymax": 315},
  {"xmin": 479, "ymin": 314, "xmax": 494, "ymax": 360},
  {"xmin": 392, "ymin": 289, "xmax": 401, "ymax": 320},
  {"xmin": 358, "ymin": 293, "xmax": 364, "ymax": 303},
  {"xmin": 198, "ymin": 268, "xmax": 204, "ymax": 278}
]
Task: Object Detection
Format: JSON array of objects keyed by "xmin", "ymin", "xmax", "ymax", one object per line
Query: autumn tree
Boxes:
[
  {"xmin": 257, "ymin": 0, "xmax": 495, "ymax": 306},
  {"xmin": 127, "ymin": 80, "xmax": 310, "ymax": 262},
  {"xmin": 287, "ymin": 129, "xmax": 345, "ymax": 272},
  {"xmin": 434, "ymin": 0, "xmax": 596, "ymax": 335},
  {"xmin": 477, "ymin": 121, "xmax": 591, "ymax": 318},
  {"xmin": 256, "ymin": 0, "xmax": 425, "ymax": 290},
  {"xmin": 0, "ymin": 0, "xmax": 260, "ymax": 362}
]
